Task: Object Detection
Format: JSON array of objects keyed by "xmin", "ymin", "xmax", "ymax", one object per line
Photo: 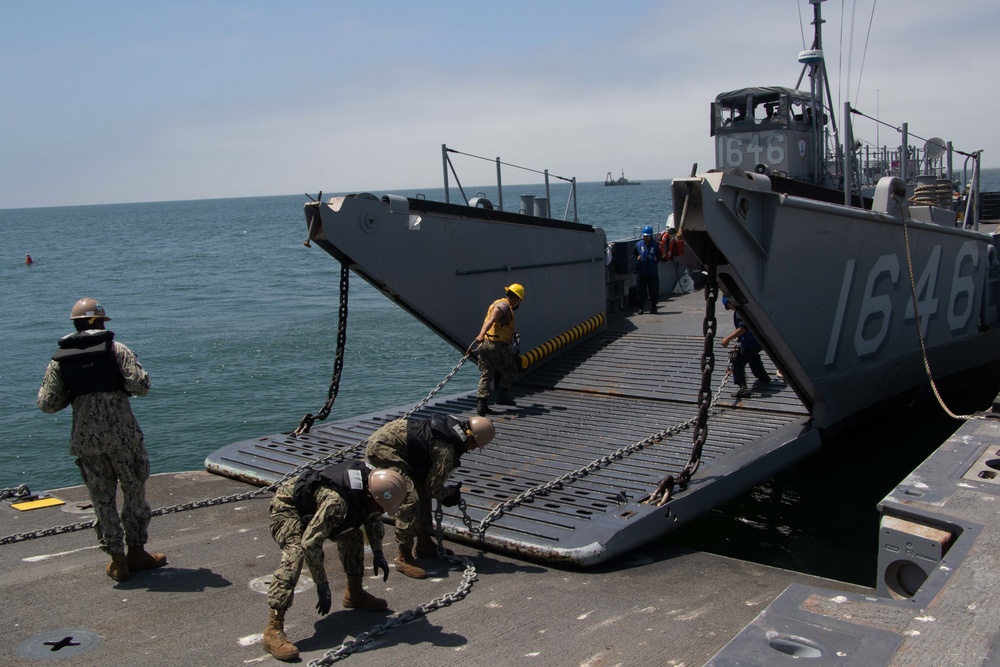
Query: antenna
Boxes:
[{"xmin": 924, "ymin": 138, "xmax": 946, "ymax": 160}]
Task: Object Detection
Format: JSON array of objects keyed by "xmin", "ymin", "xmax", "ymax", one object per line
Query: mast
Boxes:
[{"xmin": 796, "ymin": 0, "xmax": 842, "ymax": 188}]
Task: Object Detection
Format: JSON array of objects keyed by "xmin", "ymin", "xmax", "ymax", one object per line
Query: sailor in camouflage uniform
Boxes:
[
  {"xmin": 365, "ymin": 414, "xmax": 495, "ymax": 579},
  {"xmin": 470, "ymin": 283, "xmax": 525, "ymax": 416},
  {"xmin": 262, "ymin": 461, "xmax": 407, "ymax": 662},
  {"xmin": 37, "ymin": 297, "xmax": 166, "ymax": 582}
]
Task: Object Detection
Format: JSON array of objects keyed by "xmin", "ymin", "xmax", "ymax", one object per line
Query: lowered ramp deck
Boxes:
[{"xmin": 206, "ymin": 291, "xmax": 815, "ymax": 565}]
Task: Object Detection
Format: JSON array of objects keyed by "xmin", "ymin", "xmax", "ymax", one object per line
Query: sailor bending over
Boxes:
[
  {"xmin": 263, "ymin": 462, "xmax": 406, "ymax": 662},
  {"xmin": 365, "ymin": 415, "xmax": 495, "ymax": 578}
]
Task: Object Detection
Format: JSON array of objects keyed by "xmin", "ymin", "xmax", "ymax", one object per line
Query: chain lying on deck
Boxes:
[
  {"xmin": 0, "ymin": 351, "xmax": 471, "ymax": 547},
  {"xmin": 0, "ymin": 485, "xmax": 31, "ymax": 501},
  {"xmin": 0, "ymin": 256, "xmax": 469, "ymax": 547},
  {"xmin": 306, "ymin": 506, "xmax": 478, "ymax": 666}
]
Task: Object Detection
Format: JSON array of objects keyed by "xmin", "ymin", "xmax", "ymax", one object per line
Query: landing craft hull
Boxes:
[
  {"xmin": 674, "ymin": 169, "xmax": 1000, "ymax": 431},
  {"xmin": 305, "ymin": 194, "xmax": 608, "ymax": 366}
]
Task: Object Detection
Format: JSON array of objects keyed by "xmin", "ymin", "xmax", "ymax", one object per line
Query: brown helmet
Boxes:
[
  {"xmin": 368, "ymin": 469, "xmax": 407, "ymax": 516},
  {"xmin": 466, "ymin": 416, "xmax": 495, "ymax": 448},
  {"xmin": 70, "ymin": 297, "xmax": 110, "ymax": 323}
]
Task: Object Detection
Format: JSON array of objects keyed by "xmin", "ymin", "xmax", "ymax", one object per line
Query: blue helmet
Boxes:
[{"xmin": 641, "ymin": 225, "xmax": 653, "ymax": 236}]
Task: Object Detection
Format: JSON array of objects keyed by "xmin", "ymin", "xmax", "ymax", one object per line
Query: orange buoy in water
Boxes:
[{"xmin": 25, "ymin": 254, "xmax": 33, "ymax": 265}]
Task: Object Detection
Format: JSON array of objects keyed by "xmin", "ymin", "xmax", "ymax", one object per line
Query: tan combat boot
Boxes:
[
  {"xmin": 127, "ymin": 545, "xmax": 167, "ymax": 571},
  {"xmin": 394, "ymin": 548, "xmax": 427, "ymax": 579},
  {"xmin": 106, "ymin": 553, "xmax": 129, "ymax": 582},
  {"xmin": 342, "ymin": 573, "xmax": 388, "ymax": 611},
  {"xmin": 262, "ymin": 608, "xmax": 299, "ymax": 662}
]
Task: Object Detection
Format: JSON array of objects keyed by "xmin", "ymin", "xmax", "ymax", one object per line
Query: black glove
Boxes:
[
  {"xmin": 373, "ymin": 551, "xmax": 389, "ymax": 582},
  {"xmin": 315, "ymin": 582, "xmax": 332, "ymax": 615},
  {"xmin": 442, "ymin": 484, "xmax": 461, "ymax": 507}
]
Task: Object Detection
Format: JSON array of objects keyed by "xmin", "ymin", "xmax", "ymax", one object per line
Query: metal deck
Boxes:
[{"xmin": 206, "ymin": 292, "xmax": 816, "ymax": 565}]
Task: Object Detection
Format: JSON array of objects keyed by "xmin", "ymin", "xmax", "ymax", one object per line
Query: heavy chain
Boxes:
[
  {"xmin": 0, "ymin": 485, "xmax": 276, "ymax": 546},
  {"xmin": 683, "ymin": 248, "xmax": 719, "ymax": 485},
  {"xmin": 0, "ymin": 485, "xmax": 31, "ymax": 500},
  {"xmin": 444, "ymin": 368, "xmax": 732, "ymax": 537},
  {"xmin": 307, "ymin": 503, "xmax": 478, "ymax": 666},
  {"xmin": 296, "ymin": 261, "xmax": 351, "ymax": 435},
  {"xmin": 0, "ymin": 350, "xmax": 472, "ymax": 547},
  {"xmin": 401, "ymin": 354, "xmax": 470, "ymax": 420}
]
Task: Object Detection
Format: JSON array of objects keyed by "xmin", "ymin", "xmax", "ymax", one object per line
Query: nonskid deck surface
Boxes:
[
  {"xmin": 207, "ymin": 295, "xmax": 811, "ymax": 563},
  {"xmin": 0, "ymin": 471, "xmax": 873, "ymax": 667}
]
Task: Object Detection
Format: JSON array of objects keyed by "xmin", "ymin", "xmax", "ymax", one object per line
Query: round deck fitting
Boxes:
[{"xmin": 16, "ymin": 629, "xmax": 101, "ymax": 660}]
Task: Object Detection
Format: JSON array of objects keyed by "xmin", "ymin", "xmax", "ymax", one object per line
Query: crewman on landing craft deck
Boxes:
[
  {"xmin": 37, "ymin": 297, "xmax": 166, "ymax": 582},
  {"xmin": 470, "ymin": 283, "xmax": 524, "ymax": 416},
  {"xmin": 365, "ymin": 414, "xmax": 495, "ymax": 579},
  {"xmin": 721, "ymin": 296, "xmax": 772, "ymax": 399},
  {"xmin": 633, "ymin": 226, "xmax": 661, "ymax": 314},
  {"xmin": 262, "ymin": 462, "xmax": 406, "ymax": 662}
]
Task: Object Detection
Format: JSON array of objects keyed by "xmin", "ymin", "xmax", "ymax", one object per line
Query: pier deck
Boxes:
[{"xmin": 0, "ymin": 471, "xmax": 869, "ymax": 667}]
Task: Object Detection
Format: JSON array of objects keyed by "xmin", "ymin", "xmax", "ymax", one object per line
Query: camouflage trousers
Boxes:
[
  {"xmin": 476, "ymin": 338, "xmax": 517, "ymax": 399},
  {"xmin": 267, "ymin": 505, "xmax": 365, "ymax": 611},
  {"xmin": 75, "ymin": 448, "xmax": 151, "ymax": 555},
  {"xmin": 365, "ymin": 421, "xmax": 430, "ymax": 550}
]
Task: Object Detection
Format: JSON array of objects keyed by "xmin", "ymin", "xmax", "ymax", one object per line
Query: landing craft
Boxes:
[
  {"xmin": 206, "ymin": 0, "xmax": 1000, "ymax": 575},
  {"xmin": 9, "ymin": 1, "xmax": 1000, "ymax": 665}
]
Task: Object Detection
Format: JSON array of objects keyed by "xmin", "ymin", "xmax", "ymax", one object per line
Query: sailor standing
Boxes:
[
  {"xmin": 633, "ymin": 226, "xmax": 662, "ymax": 314},
  {"xmin": 36, "ymin": 297, "xmax": 167, "ymax": 582},
  {"xmin": 263, "ymin": 462, "xmax": 407, "ymax": 662},
  {"xmin": 365, "ymin": 415, "xmax": 495, "ymax": 579},
  {"xmin": 470, "ymin": 283, "xmax": 524, "ymax": 416}
]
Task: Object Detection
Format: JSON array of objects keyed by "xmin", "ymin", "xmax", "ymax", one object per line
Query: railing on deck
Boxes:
[{"xmin": 441, "ymin": 144, "xmax": 579, "ymax": 223}]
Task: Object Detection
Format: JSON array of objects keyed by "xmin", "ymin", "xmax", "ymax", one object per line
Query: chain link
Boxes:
[
  {"xmin": 296, "ymin": 261, "xmax": 351, "ymax": 436},
  {"xmin": 681, "ymin": 247, "xmax": 719, "ymax": 487},
  {"xmin": 401, "ymin": 355, "xmax": 470, "ymax": 420},
  {"xmin": 307, "ymin": 502, "xmax": 478, "ymax": 666},
  {"xmin": 447, "ymin": 370, "xmax": 733, "ymax": 536},
  {"xmin": 0, "ymin": 485, "xmax": 31, "ymax": 500},
  {"xmin": 0, "ymin": 347, "xmax": 472, "ymax": 547}
]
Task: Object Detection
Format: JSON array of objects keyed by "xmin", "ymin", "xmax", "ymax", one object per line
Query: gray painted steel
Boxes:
[
  {"xmin": 674, "ymin": 170, "xmax": 1000, "ymax": 432},
  {"xmin": 708, "ymin": 411, "xmax": 1000, "ymax": 666},
  {"xmin": 304, "ymin": 194, "xmax": 608, "ymax": 357}
]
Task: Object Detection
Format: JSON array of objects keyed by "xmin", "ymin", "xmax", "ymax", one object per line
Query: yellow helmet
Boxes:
[
  {"xmin": 505, "ymin": 283, "xmax": 525, "ymax": 301},
  {"xmin": 466, "ymin": 416, "xmax": 495, "ymax": 448},
  {"xmin": 368, "ymin": 469, "xmax": 407, "ymax": 516},
  {"xmin": 70, "ymin": 297, "xmax": 110, "ymax": 323}
]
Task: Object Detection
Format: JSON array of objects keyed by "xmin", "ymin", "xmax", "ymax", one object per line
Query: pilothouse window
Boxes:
[
  {"xmin": 752, "ymin": 97, "xmax": 784, "ymax": 125},
  {"xmin": 719, "ymin": 102, "xmax": 747, "ymax": 126},
  {"xmin": 790, "ymin": 100, "xmax": 810, "ymax": 127}
]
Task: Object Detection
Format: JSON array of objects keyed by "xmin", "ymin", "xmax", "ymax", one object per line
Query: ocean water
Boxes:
[
  {"xmin": 0, "ymin": 180, "xmax": 673, "ymax": 494},
  {"xmin": 3, "ymin": 170, "xmax": 999, "ymax": 586}
]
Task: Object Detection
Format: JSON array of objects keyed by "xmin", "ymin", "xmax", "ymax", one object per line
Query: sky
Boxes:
[{"xmin": 3, "ymin": 0, "xmax": 999, "ymax": 209}]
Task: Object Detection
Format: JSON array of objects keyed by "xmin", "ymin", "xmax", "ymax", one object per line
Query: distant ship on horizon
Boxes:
[{"xmin": 604, "ymin": 170, "xmax": 641, "ymax": 186}]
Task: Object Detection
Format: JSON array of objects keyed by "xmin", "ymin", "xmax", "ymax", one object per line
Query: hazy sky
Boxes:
[{"xmin": 3, "ymin": 1, "xmax": 998, "ymax": 208}]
